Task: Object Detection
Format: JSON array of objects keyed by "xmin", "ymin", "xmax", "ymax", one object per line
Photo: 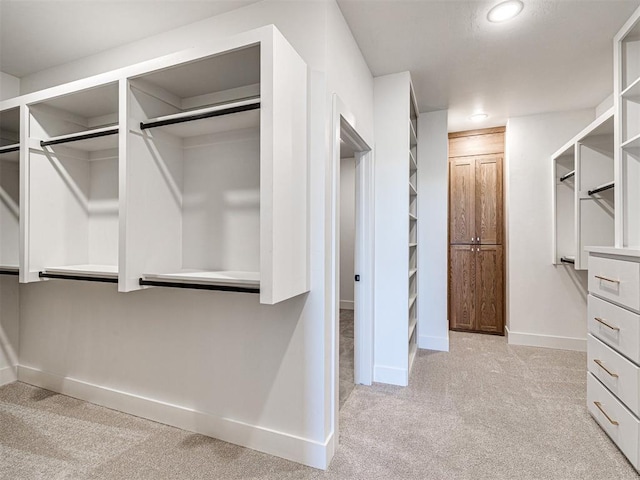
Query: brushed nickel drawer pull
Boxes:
[
  {"xmin": 595, "ymin": 275, "xmax": 620, "ymax": 284},
  {"xmin": 593, "ymin": 359, "xmax": 619, "ymax": 378},
  {"xmin": 594, "ymin": 317, "xmax": 620, "ymax": 331},
  {"xmin": 594, "ymin": 401, "xmax": 619, "ymax": 426}
]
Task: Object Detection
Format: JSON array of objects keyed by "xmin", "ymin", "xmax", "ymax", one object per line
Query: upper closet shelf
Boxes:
[
  {"xmin": 39, "ymin": 125, "xmax": 119, "ymax": 150},
  {"xmin": 621, "ymin": 75, "xmax": 640, "ymax": 98},
  {"xmin": 140, "ymin": 270, "xmax": 260, "ymax": 293},
  {"xmin": 140, "ymin": 98, "xmax": 260, "ymax": 138},
  {"xmin": 622, "ymin": 132, "xmax": 640, "ymax": 150}
]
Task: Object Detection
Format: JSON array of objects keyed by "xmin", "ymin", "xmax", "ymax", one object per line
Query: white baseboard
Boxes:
[
  {"xmin": 505, "ymin": 327, "xmax": 586, "ymax": 352},
  {"xmin": 17, "ymin": 366, "xmax": 332, "ymax": 470},
  {"xmin": 339, "ymin": 300, "xmax": 354, "ymax": 310},
  {"xmin": 418, "ymin": 334, "xmax": 449, "ymax": 352},
  {"xmin": 0, "ymin": 365, "xmax": 16, "ymax": 386},
  {"xmin": 373, "ymin": 365, "xmax": 407, "ymax": 386}
]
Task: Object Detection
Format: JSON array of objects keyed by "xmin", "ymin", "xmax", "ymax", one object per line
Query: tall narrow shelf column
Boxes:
[{"xmin": 373, "ymin": 71, "xmax": 419, "ymax": 386}]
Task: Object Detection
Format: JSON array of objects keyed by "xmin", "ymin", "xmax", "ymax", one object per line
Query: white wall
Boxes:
[
  {"xmin": 12, "ymin": 0, "xmax": 375, "ymax": 470},
  {"xmin": 506, "ymin": 109, "xmax": 595, "ymax": 351},
  {"xmin": 0, "ymin": 277, "xmax": 19, "ymax": 386},
  {"xmin": 417, "ymin": 110, "xmax": 449, "ymax": 352},
  {"xmin": 0, "ymin": 72, "xmax": 20, "ymax": 101},
  {"xmin": 340, "ymin": 157, "xmax": 355, "ymax": 308}
]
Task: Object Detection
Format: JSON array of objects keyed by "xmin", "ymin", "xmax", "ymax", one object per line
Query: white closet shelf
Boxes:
[
  {"xmin": 409, "ymin": 149, "xmax": 417, "ymax": 171},
  {"xmin": 40, "ymin": 264, "xmax": 119, "ymax": 282},
  {"xmin": 409, "ymin": 335, "xmax": 418, "ymax": 365},
  {"xmin": 139, "ymin": 98, "xmax": 260, "ymax": 138},
  {"xmin": 622, "ymin": 133, "xmax": 640, "ymax": 150},
  {"xmin": 409, "ymin": 183, "xmax": 417, "ymax": 196},
  {"xmin": 409, "ymin": 243, "xmax": 417, "ymax": 248},
  {"xmin": 38, "ymin": 125, "xmax": 119, "ymax": 152},
  {"xmin": 621, "ymin": 75, "xmax": 640, "ymax": 98},
  {"xmin": 142, "ymin": 270, "xmax": 260, "ymax": 289},
  {"xmin": 409, "ymin": 294, "xmax": 417, "ymax": 309},
  {"xmin": 408, "ymin": 316, "xmax": 417, "ymax": 341},
  {"xmin": 409, "ymin": 213, "xmax": 417, "ymax": 221},
  {"xmin": 409, "ymin": 268, "xmax": 417, "ymax": 278},
  {"xmin": 409, "ymin": 120, "xmax": 417, "ymax": 147}
]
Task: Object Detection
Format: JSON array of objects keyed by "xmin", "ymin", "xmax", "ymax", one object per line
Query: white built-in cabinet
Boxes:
[
  {"xmin": 373, "ymin": 72, "xmax": 419, "ymax": 386},
  {"xmin": 552, "ymin": 108, "xmax": 615, "ymax": 270},
  {"xmin": 585, "ymin": 5, "xmax": 640, "ymax": 472},
  {"xmin": 1, "ymin": 25, "xmax": 308, "ymax": 305},
  {"xmin": 0, "ymin": 107, "xmax": 20, "ymax": 273}
]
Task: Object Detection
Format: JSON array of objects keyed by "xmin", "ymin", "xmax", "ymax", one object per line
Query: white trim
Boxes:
[
  {"xmin": 506, "ymin": 326, "xmax": 586, "ymax": 352},
  {"xmin": 17, "ymin": 366, "xmax": 331, "ymax": 470},
  {"xmin": 339, "ymin": 300, "xmax": 354, "ymax": 310},
  {"xmin": 0, "ymin": 366, "xmax": 16, "ymax": 386},
  {"xmin": 373, "ymin": 365, "xmax": 408, "ymax": 386},
  {"xmin": 418, "ymin": 334, "xmax": 449, "ymax": 352}
]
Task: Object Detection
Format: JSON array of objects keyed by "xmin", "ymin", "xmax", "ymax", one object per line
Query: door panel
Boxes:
[
  {"xmin": 449, "ymin": 245, "xmax": 475, "ymax": 330},
  {"xmin": 450, "ymin": 158, "xmax": 475, "ymax": 244},
  {"xmin": 476, "ymin": 245, "xmax": 504, "ymax": 333},
  {"xmin": 476, "ymin": 156, "xmax": 503, "ymax": 245}
]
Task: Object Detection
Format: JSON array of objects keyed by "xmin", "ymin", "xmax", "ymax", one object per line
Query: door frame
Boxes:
[{"xmin": 330, "ymin": 94, "xmax": 374, "ymax": 440}]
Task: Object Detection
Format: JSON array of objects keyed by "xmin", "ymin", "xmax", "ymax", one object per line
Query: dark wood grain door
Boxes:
[
  {"xmin": 475, "ymin": 245, "xmax": 504, "ymax": 333},
  {"xmin": 475, "ymin": 156, "xmax": 503, "ymax": 245},
  {"xmin": 449, "ymin": 245, "xmax": 475, "ymax": 330},
  {"xmin": 449, "ymin": 158, "xmax": 475, "ymax": 244}
]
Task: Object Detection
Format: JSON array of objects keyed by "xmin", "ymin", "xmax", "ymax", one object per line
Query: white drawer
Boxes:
[
  {"xmin": 589, "ymin": 255, "xmax": 640, "ymax": 312},
  {"xmin": 587, "ymin": 372, "xmax": 640, "ymax": 468},
  {"xmin": 589, "ymin": 294, "xmax": 640, "ymax": 364},
  {"xmin": 588, "ymin": 334, "xmax": 640, "ymax": 415}
]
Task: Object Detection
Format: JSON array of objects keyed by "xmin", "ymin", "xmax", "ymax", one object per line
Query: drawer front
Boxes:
[
  {"xmin": 587, "ymin": 373, "xmax": 640, "ymax": 468},
  {"xmin": 588, "ymin": 334, "xmax": 640, "ymax": 415},
  {"xmin": 589, "ymin": 255, "xmax": 640, "ymax": 312},
  {"xmin": 588, "ymin": 294, "xmax": 640, "ymax": 364}
]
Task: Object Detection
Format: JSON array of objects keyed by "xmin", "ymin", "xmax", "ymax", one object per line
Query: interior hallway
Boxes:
[{"xmin": 1, "ymin": 332, "xmax": 637, "ymax": 479}]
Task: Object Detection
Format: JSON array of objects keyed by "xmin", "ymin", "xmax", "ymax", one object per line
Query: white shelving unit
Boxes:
[
  {"xmin": 24, "ymin": 82, "xmax": 120, "ymax": 283},
  {"xmin": 408, "ymin": 89, "xmax": 418, "ymax": 370},
  {"xmin": 0, "ymin": 107, "xmax": 20, "ymax": 273},
  {"xmin": 372, "ymin": 71, "xmax": 418, "ymax": 386},
  {"xmin": 552, "ymin": 108, "xmax": 615, "ymax": 269},
  {"xmin": 617, "ymin": 10, "xmax": 640, "ymax": 248},
  {"xmin": 4, "ymin": 25, "xmax": 308, "ymax": 305}
]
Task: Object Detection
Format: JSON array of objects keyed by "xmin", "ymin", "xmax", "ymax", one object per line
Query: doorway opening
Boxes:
[{"xmin": 331, "ymin": 94, "xmax": 374, "ymax": 432}]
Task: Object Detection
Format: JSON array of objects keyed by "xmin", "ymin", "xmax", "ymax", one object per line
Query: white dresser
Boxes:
[{"xmin": 586, "ymin": 247, "xmax": 640, "ymax": 470}]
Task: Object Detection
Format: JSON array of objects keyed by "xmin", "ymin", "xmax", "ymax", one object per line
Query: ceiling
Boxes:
[{"xmin": 1, "ymin": 0, "xmax": 639, "ymax": 132}]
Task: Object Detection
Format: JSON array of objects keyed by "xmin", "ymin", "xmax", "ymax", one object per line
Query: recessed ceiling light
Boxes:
[
  {"xmin": 487, "ymin": 0, "xmax": 524, "ymax": 23},
  {"xmin": 470, "ymin": 113, "xmax": 488, "ymax": 122}
]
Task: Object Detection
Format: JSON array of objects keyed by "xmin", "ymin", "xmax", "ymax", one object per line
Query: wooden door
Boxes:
[
  {"xmin": 475, "ymin": 245, "xmax": 504, "ymax": 333},
  {"xmin": 449, "ymin": 158, "xmax": 475, "ymax": 244},
  {"xmin": 449, "ymin": 245, "xmax": 475, "ymax": 330},
  {"xmin": 475, "ymin": 156, "xmax": 503, "ymax": 245}
]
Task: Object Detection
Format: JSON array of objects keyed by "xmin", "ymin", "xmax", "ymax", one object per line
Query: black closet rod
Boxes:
[
  {"xmin": 0, "ymin": 269, "xmax": 18, "ymax": 276},
  {"xmin": 588, "ymin": 183, "xmax": 614, "ymax": 196},
  {"xmin": 40, "ymin": 128, "xmax": 119, "ymax": 147},
  {"xmin": 139, "ymin": 278, "xmax": 260, "ymax": 294},
  {"xmin": 39, "ymin": 272, "xmax": 118, "ymax": 283},
  {"xmin": 559, "ymin": 170, "xmax": 575, "ymax": 182},
  {"xmin": 0, "ymin": 145, "xmax": 19, "ymax": 154},
  {"xmin": 140, "ymin": 102, "xmax": 260, "ymax": 130},
  {"xmin": 560, "ymin": 257, "xmax": 575, "ymax": 265}
]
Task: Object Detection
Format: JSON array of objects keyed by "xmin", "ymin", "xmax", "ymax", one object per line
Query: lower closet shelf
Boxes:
[
  {"xmin": 40, "ymin": 264, "xmax": 119, "ymax": 283},
  {"xmin": 140, "ymin": 270, "xmax": 260, "ymax": 293}
]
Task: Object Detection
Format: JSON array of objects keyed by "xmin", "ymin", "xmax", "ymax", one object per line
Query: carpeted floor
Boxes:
[
  {"xmin": 1, "ymin": 331, "xmax": 638, "ymax": 479},
  {"xmin": 339, "ymin": 308, "xmax": 355, "ymax": 409}
]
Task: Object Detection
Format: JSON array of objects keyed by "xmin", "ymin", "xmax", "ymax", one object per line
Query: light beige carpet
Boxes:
[{"xmin": 1, "ymin": 331, "xmax": 638, "ymax": 479}]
